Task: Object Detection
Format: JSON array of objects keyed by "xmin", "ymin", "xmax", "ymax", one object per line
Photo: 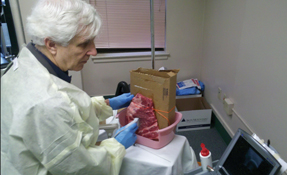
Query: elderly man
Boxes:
[{"xmin": 1, "ymin": 0, "xmax": 137, "ymax": 174}]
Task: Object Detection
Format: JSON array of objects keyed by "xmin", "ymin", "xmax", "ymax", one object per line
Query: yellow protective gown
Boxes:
[{"xmin": 1, "ymin": 46, "xmax": 126, "ymax": 175}]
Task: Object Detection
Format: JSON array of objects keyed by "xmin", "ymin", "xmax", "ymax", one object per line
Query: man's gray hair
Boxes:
[{"xmin": 27, "ymin": 0, "xmax": 101, "ymax": 46}]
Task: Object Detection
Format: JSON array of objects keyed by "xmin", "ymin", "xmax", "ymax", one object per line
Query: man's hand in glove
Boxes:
[
  {"xmin": 108, "ymin": 93, "xmax": 134, "ymax": 110},
  {"xmin": 114, "ymin": 122, "xmax": 138, "ymax": 149}
]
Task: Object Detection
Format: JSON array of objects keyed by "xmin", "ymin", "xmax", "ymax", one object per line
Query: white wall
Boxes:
[
  {"xmin": 82, "ymin": 0, "xmax": 205, "ymax": 96},
  {"xmin": 201, "ymin": 0, "xmax": 287, "ymax": 160}
]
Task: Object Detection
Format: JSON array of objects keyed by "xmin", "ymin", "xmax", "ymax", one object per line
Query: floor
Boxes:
[{"xmin": 176, "ymin": 127, "xmax": 228, "ymax": 162}]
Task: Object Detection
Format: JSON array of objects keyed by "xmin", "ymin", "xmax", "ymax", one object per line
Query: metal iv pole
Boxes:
[{"xmin": 150, "ymin": 0, "xmax": 155, "ymax": 69}]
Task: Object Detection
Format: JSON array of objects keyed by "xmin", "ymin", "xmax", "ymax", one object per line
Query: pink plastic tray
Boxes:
[{"xmin": 117, "ymin": 108, "xmax": 182, "ymax": 149}]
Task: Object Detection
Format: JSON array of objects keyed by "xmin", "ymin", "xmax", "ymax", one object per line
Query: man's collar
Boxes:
[{"xmin": 27, "ymin": 42, "xmax": 72, "ymax": 83}]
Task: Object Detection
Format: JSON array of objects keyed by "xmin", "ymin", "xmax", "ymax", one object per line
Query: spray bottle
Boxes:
[{"xmin": 199, "ymin": 143, "xmax": 212, "ymax": 172}]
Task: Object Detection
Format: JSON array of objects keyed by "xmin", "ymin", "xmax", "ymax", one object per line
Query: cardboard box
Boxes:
[
  {"xmin": 130, "ymin": 68, "xmax": 179, "ymax": 129},
  {"xmin": 175, "ymin": 97, "xmax": 212, "ymax": 132}
]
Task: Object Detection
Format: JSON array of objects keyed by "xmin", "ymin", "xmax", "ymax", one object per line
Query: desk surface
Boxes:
[{"xmin": 120, "ymin": 135, "xmax": 199, "ymax": 175}]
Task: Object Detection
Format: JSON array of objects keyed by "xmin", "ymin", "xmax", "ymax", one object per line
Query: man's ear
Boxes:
[{"xmin": 44, "ymin": 38, "xmax": 57, "ymax": 55}]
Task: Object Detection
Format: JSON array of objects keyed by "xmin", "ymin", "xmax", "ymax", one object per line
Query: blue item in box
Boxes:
[{"xmin": 176, "ymin": 81, "xmax": 205, "ymax": 96}]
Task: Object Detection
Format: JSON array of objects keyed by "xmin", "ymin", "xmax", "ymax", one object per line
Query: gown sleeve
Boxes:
[
  {"xmin": 91, "ymin": 96, "xmax": 113, "ymax": 122},
  {"xmin": 20, "ymin": 97, "xmax": 125, "ymax": 175}
]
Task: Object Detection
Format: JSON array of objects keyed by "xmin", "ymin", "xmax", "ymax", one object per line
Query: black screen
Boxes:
[{"xmin": 222, "ymin": 136, "xmax": 274, "ymax": 175}]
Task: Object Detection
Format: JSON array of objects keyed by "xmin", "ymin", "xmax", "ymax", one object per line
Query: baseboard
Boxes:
[
  {"xmin": 210, "ymin": 104, "xmax": 232, "ymax": 145},
  {"xmin": 211, "ymin": 112, "xmax": 232, "ymax": 145}
]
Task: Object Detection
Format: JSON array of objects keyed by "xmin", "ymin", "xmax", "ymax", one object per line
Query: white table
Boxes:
[{"xmin": 120, "ymin": 135, "xmax": 199, "ymax": 175}]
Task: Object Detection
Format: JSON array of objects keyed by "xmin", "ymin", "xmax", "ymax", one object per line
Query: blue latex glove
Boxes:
[
  {"xmin": 114, "ymin": 122, "xmax": 138, "ymax": 149},
  {"xmin": 109, "ymin": 93, "xmax": 134, "ymax": 110}
]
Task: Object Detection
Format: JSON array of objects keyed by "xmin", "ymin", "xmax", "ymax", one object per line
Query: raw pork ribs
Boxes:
[{"xmin": 126, "ymin": 93, "xmax": 159, "ymax": 140}]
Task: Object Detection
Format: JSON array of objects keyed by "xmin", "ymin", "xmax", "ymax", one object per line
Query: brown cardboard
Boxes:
[
  {"xmin": 176, "ymin": 97, "xmax": 211, "ymax": 111},
  {"xmin": 130, "ymin": 68, "xmax": 179, "ymax": 129},
  {"xmin": 176, "ymin": 97, "xmax": 212, "ymax": 131}
]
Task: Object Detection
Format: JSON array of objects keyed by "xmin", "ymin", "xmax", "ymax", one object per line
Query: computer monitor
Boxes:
[{"xmin": 213, "ymin": 128, "xmax": 281, "ymax": 175}]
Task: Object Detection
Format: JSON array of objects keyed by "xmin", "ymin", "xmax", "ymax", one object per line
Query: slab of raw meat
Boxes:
[{"xmin": 126, "ymin": 93, "xmax": 159, "ymax": 140}]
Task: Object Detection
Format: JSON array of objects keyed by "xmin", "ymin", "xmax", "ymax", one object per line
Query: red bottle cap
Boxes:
[{"xmin": 200, "ymin": 143, "xmax": 210, "ymax": 156}]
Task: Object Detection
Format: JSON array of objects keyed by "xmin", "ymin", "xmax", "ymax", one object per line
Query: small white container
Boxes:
[{"xmin": 199, "ymin": 143, "xmax": 212, "ymax": 172}]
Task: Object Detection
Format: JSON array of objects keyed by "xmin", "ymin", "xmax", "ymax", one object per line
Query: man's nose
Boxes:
[{"xmin": 87, "ymin": 42, "xmax": 97, "ymax": 56}]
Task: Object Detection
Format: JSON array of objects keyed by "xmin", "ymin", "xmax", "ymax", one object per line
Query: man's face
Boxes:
[{"xmin": 55, "ymin": 35, "xmax": 97, "ymax": 71}]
